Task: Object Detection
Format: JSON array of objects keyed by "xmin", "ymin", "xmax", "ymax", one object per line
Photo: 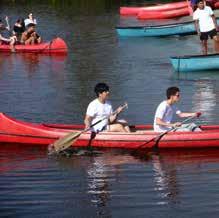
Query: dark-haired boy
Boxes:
[
  {"xmin": 153, "ymin": 87, "xmax": 201, "ymax": 132},
  {"xmin": 84, "ymin": 83, "xmax": 130, "ymax": 133}
]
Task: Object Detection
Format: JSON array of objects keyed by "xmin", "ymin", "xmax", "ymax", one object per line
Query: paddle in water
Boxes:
[
  {"xmin": 48, "ymin": 102, "xmax": 128, "ymax": 155},
  {"xmin": 133, "ymin": 113, "xmax": 201, "ymax": 154}
]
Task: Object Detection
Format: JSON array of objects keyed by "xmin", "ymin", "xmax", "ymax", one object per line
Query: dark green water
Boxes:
[{"xmin": 1, "ymin": 1, "xmax": 219, "ymax": 217}]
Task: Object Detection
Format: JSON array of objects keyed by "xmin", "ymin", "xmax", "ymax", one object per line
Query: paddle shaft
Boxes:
[
  {"xmin": 52, "ymin": 102, "xmax": 128, "ymax": 153},
  {"xmin": 135, "ymin": 115, "xmax": 197, "ymax": 151},
  {"xmin": 5, "ymin": 16, "xmax": 10, "ymax": 31},
  {"xmin": 86, "ymin": 102, "xmax": 128, "ymax": 131}
]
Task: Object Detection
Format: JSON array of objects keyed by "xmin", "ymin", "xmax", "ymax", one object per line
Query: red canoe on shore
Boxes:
[
  {"xmin": 0, "ymin": 113, "xmax": 219, "ymax": 149},
  {"xmin": 120, "ymin": 1, "xmax": 189, "ymax": 15},
  {"xmin": 137, "ymin": 7, "xmax": 190, "ymax": 19},
  {"xmin": 0, "ymin": 37, "xmax": 67, "ymax": 54}
]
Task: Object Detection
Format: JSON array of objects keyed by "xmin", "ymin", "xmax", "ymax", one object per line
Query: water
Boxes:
[{"xmin": 1, "ymin": 1, "xmax": 219, "ymax": 217}]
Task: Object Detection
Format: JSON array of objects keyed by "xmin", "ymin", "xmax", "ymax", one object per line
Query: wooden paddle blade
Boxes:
[
  {"xmin": 53, "ymin": 131, "xmax": 82, "ymax": 153},
  {"xmin": 54, "ymin": 137, "xmax": 79, "ymax": 153}
]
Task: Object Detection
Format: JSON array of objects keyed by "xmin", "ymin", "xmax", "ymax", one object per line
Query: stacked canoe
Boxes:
[
  {"xmin": 120, "ymin": 1, "xmax": 219, "ymax": 19},
  {"xmin": 120, "ymin": 1, "xmax": 192, "ymax": 19}
]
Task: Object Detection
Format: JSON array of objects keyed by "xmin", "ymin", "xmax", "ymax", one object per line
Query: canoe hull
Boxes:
[
  {"xmin": 0, "ymin": 37, "xmax": 67, "ymax": 54},
  {"xmin": 116, "ymin": 21, "xmax": 195, "ymax": 37},
  {"xmin": 170, "ymin": 53, "xmax": 219, "ymax": 72},
  {"xmin": 0, "ymin": 113, "xmax": 219, "ymax": 149},
  {"xmin": 137, "ymin": 7, "xmax": 189, "ymax": 19},
  {"xmin": 120, "ymin": 1, "xmax": 188, "ymax": 15},
  {"xmin": 116, "ymin": 18, "xmax": 219, "ymax": 37}
]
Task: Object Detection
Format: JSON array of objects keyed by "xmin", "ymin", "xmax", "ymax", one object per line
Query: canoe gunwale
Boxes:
[
  {"xmin": 1, "ymin": 113, "xmax": 219, "ymax": 148},
  {"xmin": 116, "ymin": 20, "xmax": 193, "ymax": 30},
  {"xmin": 171, "ymin": 53, "xmax": 219, "ymax": 59}
]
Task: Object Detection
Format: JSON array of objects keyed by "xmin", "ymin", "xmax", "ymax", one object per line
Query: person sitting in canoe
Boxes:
[
  {"xmin": 0, "ymin": 16, "xmax": 17, "ymax": 52},
  {"xmin": 13, "ymin": 18, "xmax": 25, "ymax": 41},
  {"xmin": 153, "ymin": 86, "xmax": 202, "ymax": 132},
  {"xmin": 84, "ymin": 83, "xmax": 131, "ymax": 133},
  {"xmin": 193, "ymin": 0, "xmax": 219, "ymax": 55},
  {"xmin": 20, "ymin": 23, "xmax": 42, "ymax": 45},
  {"xmin": 24, "ymin": 13, "xmax": 37, "ymax": 28}
]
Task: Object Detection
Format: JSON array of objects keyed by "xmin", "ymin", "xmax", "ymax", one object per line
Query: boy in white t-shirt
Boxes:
[
  {"xmin": 24, "ymin": 13, "xmax": 37, "ymax": 27},
  {"xmin": 153, "ymin": 87, "xmax": 201, "ymax": 132},
  {"xmin": 193, "ymin": 0, "xmax": 219, "ymax": 54},
  {"xmin": 84, "ymin": 83, "xmax": 130, "ymax": 133}
]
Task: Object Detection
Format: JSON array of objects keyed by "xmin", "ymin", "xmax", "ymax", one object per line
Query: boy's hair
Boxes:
[
  {"xmin": 166, "ymin": 87, "xmax": 180, "ymax": 99},
  {"xmin": 94, "ymin": 83, "xmax": 109, "ymax": 97}
]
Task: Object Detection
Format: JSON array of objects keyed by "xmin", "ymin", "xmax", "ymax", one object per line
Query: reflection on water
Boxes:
[
  {"xmin": 86, "ymin": 151, "xmax": 140, "ymax": 216},
  {"xmin": 2, "ymin": 145, "xmax": 219, "ymax": 217},
  {"xmin": 0, "ymin": 53, "xmax": 67, "ymax": 78},
  {"xmin": 151, "ymin": 154, "xmax": 170, "ymax": 205},
  {"xmin": 151, "ymin": 152, "xmax": 181, "ymax": 206},
  {"xmin": 174, "ymin": 71, "xmax": 219, "ymax": 124},
  {"xmin": 192, "ymin": 81, "xmax": 216, "ymax": 122}
]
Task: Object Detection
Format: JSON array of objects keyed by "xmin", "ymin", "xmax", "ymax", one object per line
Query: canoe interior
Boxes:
[{"xmin": 43, "ymin": 123, "xmax": 219, "ymax": 132}]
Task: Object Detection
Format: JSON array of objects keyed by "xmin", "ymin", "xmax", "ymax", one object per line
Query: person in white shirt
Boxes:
[
  {"xmin": 24, "ymin": 13, "xmax": 37, "ymax": 28},
  {"xmin": 84, "ymin": 83, "xmax": 130, "ymax": 133},
  {"xmin": 153, "ymin": 87, "xmax": 201, "ymax": 132},
  {"xmin": 193, "ymin": 0, "xmax": 219, "ymax": 54}
]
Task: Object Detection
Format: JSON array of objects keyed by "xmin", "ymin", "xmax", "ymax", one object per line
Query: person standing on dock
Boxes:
[{"xmin": 193, "ymin": 0, "xmax": 219, "ymax": 55}]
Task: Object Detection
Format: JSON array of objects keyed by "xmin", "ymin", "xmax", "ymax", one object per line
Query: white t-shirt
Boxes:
[
  {"xmin": 153, "ymin": 100, "xmax": 181, "ymax": 132},
  {"xmin": 86, "ymin": 99, "xmax": 113, "ymax": 132},
  {"xmin": 193, "ymin": 6, "xmax": 215, "ymax": 32},
  {"xmin": 24, "ymin": 18, "xmax": 37, "ymax": 27}
]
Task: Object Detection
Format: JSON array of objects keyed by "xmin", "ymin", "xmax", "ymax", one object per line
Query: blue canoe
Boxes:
[
  {"xmin": 170, "ymin": 53, "xmax": 219, "ymax": 72},
  {"xmin": 116, "ymin": 18, "xmax": 219, "ymax": 37}
]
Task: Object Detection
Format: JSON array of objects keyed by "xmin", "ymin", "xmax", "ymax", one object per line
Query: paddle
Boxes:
[
  {"xmin": 133, "ymin": 114, "xmax": 200, "ymax": 153},
  {"xmin": 5, "ymin": 16, "xmax": 10, "ymax": 31},
  {"xmin": 49, "ymin": 102, "xmax": 128, "ymax": 154}
]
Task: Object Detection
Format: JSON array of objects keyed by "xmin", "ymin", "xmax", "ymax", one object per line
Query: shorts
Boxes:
[
  {"xmin": 200, "ymin": 29, "xmax": 217, "ymax": 41},
  {"xmin": 174, "ymin": 123, "xmax": 201, "ymax": 132}
]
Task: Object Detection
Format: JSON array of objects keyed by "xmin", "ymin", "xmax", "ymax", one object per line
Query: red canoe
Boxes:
[
  {"xmin": 0, "ymin": 113, "xmax": 219, "ymax": 149},
  {"xmin": 137, "ymin": 7, "xmax": 190, "ymax": 19},
  {"xmin": 0, "ymin": 37, "xmax": 67, "ymax": 54},
  {"xmin": 120, "ymin": 1, "xmax": 188, "ymax": 15},
  {"xmin": 214, "ymin": 1, "xmax": 219, "ymax": 8}
]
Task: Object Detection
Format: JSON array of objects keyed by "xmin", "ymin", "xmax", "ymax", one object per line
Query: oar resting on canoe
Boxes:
[{"xmin": 49, "ymin": 85, "xmax": 202, "ymax": 154}]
